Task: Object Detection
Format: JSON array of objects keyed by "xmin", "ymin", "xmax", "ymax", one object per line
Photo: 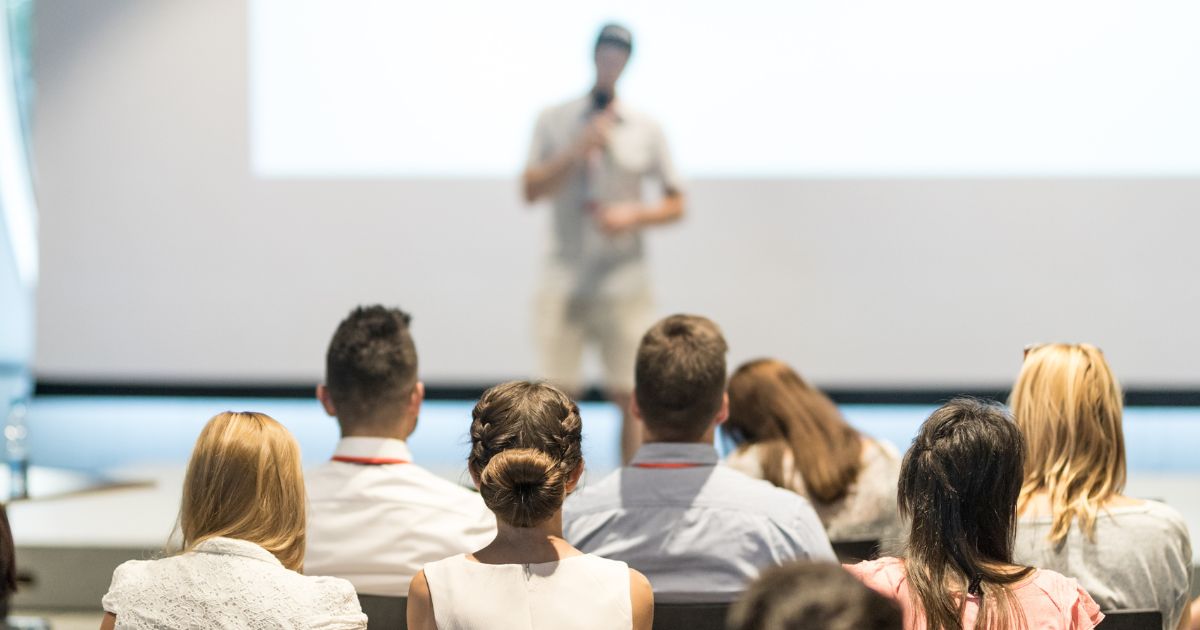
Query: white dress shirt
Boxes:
[
  {"xmin": 102, "ymin": 537, "xmax": 366, "ymax": 629},
  {"xmin": 304, "ymin": 437, "xmax": 497, "ymax": 596},
  {"xmin": 563, "ymin": 442, "xmax": 836, "ymax": 602}
]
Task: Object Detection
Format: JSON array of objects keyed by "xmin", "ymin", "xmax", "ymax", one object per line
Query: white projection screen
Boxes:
[{"xmin": 30, "ymin": 0, "xmax": 1200, "ymax": 389}]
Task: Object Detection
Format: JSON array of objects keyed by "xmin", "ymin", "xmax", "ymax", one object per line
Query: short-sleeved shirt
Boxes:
[
  {"xmin": 526, "ymin": 96, "xmax": 682, "ymax": 298},
  {"xmin": 562, "ymin": 442, "xmax": 836, "ymax": 602},
  {"xmin": 305, "ymin": 437, "xmax": 497, "ymax": 596},
  {"xmin": 102, "ymin": 537, "xmax": 367, "ymax": 629},
  {"xmin": 847, "ymin": 557, "xmax": 1104, "ymax": 630},
  {"xmin": 1014, "ymin": 501, "xmax": 1193, "ymax": 630}
]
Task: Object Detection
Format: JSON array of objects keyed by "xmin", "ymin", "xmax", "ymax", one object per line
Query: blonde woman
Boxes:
[
  {"xmin": 100, "ymin": 412, "xmax": 366, "ymax": 629},
  {"xmin": 723, "ymin": 359, "xmax": 902, "ymax": 543},
  {"xmin": 1011, "ymin": 344, "xmax": 1192, "ymax": 630}
]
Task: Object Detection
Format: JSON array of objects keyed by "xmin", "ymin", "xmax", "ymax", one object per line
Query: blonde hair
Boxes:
[
  {"xmin": 1010, "ymin": 344, "xmax": 1125, "ymax": 544},
  {"xmin": 179, "ymin": 411, "xmax": 307, "ymax": 571}
]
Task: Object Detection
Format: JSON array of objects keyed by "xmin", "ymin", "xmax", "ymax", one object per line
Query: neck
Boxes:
[
  {"xmin": 641, "ymin": 425, "xmax": 717, "ymax": 446},
  {"xmin": 339, "ymin": 414, "xmax": 414, "ymax": 441},
  {"xmin": 474, "ymin": 511, "xmax": 576, "ymax": 565}
]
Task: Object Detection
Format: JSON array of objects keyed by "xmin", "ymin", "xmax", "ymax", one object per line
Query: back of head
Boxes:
[
  {"xmin": 325, "ymin": 305, "xmax": 418, "ymax": 431},
  {"xmin": 635, "ymin": 314, "xmax": 728, "ymax": 441},
  {"xmin": 1009, "ymin": 343, "xmax": 1124, "ymax": 542},
  {"xmin": 181, "ymin": 411, "xmax": 306, "ymax": 571},
  {"xmin": 727, "ymin": 562, "xmax": 902, "ymax": 630},
  {"xmin": 899, "ymin": 398, "xmax": 1032, "ymax": 630},
  {"xmin": 725, "ymin": 358, "xmax": 862, "ymax": 503},
  {"xmin": 469, "ymin": 382, "xmax": 583, "ymax": 528}
]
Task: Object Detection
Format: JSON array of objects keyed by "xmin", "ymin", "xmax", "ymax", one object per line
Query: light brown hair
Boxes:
[
  {"xmin": 469, "ymin": 382, "xmax": 583, "ymax": 528},
  {"xmin": 179, "ymin": 411, "xmax": 306, "ymax": 571},
  {"xmin": 1010, "ymin": 343, "xmax": 1125, "ymax": 544},
  {"xmin": 725, "ymin": 359, "xmax": 863, "ymax": 503},
  {"xmin": 634, "ymin": 314, "xmax": 728, "ymax": 441}
]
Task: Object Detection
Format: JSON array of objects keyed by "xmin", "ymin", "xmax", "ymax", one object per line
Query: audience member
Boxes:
[
  {"xmin": 846, "ymin": 398, "xmax": 1103, "ymax": 630},
  {"xmin": 723, "ymin": 358, "xmax": 901, "ymax": 543},
  {"xmin": 727, "ymin": 561, "xmax": 902, "ymax": 630},
  {"xmin": 564, "ymin": 315, "xmax": 835, "ymax": 602},
  {"xmin": 1011, "ymin": 343, "xmax": 1193, "ymax": 630},
  {"xmin": 408, "ymin": 381, "xmax": 653, "ymax": 630},
  {"xmin": 305, "ymin": 306, "xmax": 496, "ymax": 595},
  {"xmin": 100, "ymin": 412, "xmax": 366, "ymax": 629},
  {"xmin": 0, "ymin": 504, "xmax": 16, "ymax": 621}
]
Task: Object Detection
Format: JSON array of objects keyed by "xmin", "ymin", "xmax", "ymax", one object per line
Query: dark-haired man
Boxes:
[
  {"xmin": 563, "ymin": 315, "xmax": 835, "ymax": 602},
  {"xmin": 305, "ymin": 306, "xmax": 495, "ymax": 596},
  {"xmin": 523, "ymin": 23, "xmax": 685, "ymax": 461}
]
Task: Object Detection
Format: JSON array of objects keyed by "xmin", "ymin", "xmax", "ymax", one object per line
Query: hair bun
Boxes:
[{"xmin": 479, "ymin": 448, "xmax": 565, "ymax": 528}]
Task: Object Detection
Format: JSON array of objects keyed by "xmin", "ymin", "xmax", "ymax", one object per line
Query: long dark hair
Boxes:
[
  {"xmin": 724, "ymin": 359, "xmax": 863, "ymax": 503},
  {"xmin": 899, "ymin": 398, "xmax": 1033, "ymax": 630}
]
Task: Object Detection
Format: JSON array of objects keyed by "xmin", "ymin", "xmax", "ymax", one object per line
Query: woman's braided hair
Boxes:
[{"xmin": 469, "ymin": 381, "xmax": 583, "ymax": 528}]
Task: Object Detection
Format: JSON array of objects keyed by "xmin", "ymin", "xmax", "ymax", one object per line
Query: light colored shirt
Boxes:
[
  {"xmin": 423, "ymin": 553, "xmax": 633, "ymax": 630},
  {"xmin": 1014, "ymin": 500, "xmax": 1192, "ymax": 630},
  {"xmin": 304, "ymin": 437, "xmax": 497, "ymax": 596},
  {"xmin": 526, "ymin": 95, "xmax": 682, "ymax": 298},
  {"xmin": 102, "ymin": 537, "xmax": 366, "ymax": 629},
  {"xmin": 847, "ymin": 557, "xmax": 1104, "ymax": 630},
  {"xmin": 563, "ymin": 442, "xmax": 835, "ymax": 602},
  {"xmin": 724, "ymin": 437, "xmax": 902, "ymax": 544}
]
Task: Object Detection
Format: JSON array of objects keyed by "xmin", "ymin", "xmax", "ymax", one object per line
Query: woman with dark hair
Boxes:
[
  {"xmin": 846, "ymin": 398, "xmax": 1103, "ymax": 630},
  {"xmin": 0, "ymin": 504, "xmax": 17, "ymax": 620},
  {"xmin": 407, "ymin": 381, "xmax": 653, "ymax": 630},
  {"xmin": 723, "ymin": 359, "xmax": 901, "ymax": 542}
]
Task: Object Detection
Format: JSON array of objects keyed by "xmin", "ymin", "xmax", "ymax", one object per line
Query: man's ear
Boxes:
[
  {"xmin": 316, "ymin": 384, "xmax": 337, "ymax": 417},
  {"xmin": 713, "ymin": 392, "xmax": 729, "ymax": 426},
  {"xmin": 629, "ymin": 390, "xmax": 643, "ymax": 422},
  {"xmin": 407, "ymin": 381, "xmax": 425, "ymax": 428}
]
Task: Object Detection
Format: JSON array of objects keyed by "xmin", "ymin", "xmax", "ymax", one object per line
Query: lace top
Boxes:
[{"xmin": 102, "ymin": 537, "xmax": 367, "ymax": 629}]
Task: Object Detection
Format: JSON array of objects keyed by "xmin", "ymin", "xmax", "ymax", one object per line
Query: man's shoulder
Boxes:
[{"xmin": 307, "ymin": 461, "xmax": 485, "ymax": 508}]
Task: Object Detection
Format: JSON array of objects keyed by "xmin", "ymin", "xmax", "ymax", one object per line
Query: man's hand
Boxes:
[
  {"xmin": 573, "ymin": 111, "xmax": 616, "ymax": 158},
  {"xmin": 596, "ymin": 201, "xmax": 645, "ymax": 235}
]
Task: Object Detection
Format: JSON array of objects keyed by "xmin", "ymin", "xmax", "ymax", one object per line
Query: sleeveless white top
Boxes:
[{"xmin": 423, "ymin": 553, "xmax": 633, "ymax": 630}]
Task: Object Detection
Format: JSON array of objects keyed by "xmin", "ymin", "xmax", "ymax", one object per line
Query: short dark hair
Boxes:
[
  {"xmin": 595, "ymin": 23, "xmax": 633, "ymax": 54},
  {"xmin": 634, "ymin": 314, "xmax": 728, "ymax": 441},
  {"xmin": 727, "ymin": 562, "xmax": 903, "ymax": 630},
  {"xmin": 324, "ymin": 306, "xmax": 418, "ymax": 428}
]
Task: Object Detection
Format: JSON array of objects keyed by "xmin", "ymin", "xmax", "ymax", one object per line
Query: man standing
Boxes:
[{"xmin": 523, "ymin": 23, "xmax": 685, "ymax": 461}]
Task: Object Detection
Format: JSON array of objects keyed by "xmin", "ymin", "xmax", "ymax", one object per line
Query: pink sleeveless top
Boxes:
[{"xmin": 845, "ymin": 557, "xmax": 1103, "ymax": 630}]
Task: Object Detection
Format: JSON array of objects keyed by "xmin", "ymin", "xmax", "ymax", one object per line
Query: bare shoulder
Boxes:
[{"xmin": 629, "ymin": 568, "xmax": 655, "ymax": 630}]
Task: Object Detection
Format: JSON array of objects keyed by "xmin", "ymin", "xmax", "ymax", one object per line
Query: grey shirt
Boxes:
[
  {"xmin": 526, "ymin": 96, "xmax": 682, "ymax": 298},
  {"xmin": 563, "ymin": 443, "xmax": 836, "ymax": 602},
  {"xmin": 1014, "ymin": 501, "xmax": 1193, "ymax": 630}
]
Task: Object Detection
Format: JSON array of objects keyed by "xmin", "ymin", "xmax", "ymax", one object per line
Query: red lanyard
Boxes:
[
  {"xmin": 632, "ymin": 462, "xmax": 710, "ymax": 469},
  {"xmin": 332, "ymin": 455, "xmax": 410, "ymax": 465}
]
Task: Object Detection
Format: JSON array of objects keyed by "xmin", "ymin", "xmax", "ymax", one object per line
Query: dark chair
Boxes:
[
  {"xmin": 357, "ymin": 594, "xmax": 407, "ymax": 630},
  {"xmin": 653, "ymin": 601, "xmax": 731, "ymax": 630},
  {"xmin": 1099, "ymin": 609, "xmax": 1162, "ymax": 630},
  {"xmin": 831, "ymin": 539, "xmax": 880, "ymax": 564}
]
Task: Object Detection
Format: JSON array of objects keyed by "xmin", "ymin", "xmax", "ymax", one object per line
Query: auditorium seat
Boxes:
[
  {"xmin": 357, "ymin": 594, "xmax": 407, "ymax": 630},
  {"xmin": 831, "ymin": 539, "xmax": 881, "ymax": 564},
  {"xmin": 1099, "ymin": 609, "xmax": 1162, "ymax": 630},
  {"xmin": 653, "ymin": 601, "xmax": 730, "ymax": 630}
]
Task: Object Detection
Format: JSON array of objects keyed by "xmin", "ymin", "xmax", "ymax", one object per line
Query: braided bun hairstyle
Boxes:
[{"xmin": 469, "ymin": 382, "xmax": 583, "ymax": 528}]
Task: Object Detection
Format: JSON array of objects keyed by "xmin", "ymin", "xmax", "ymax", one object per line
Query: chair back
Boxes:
[
  {"xmin": 653, "ymin": 601, "xmax": 731, "ymax": 630},
  {"xmin": 1099, "ymin": 609, "xmax": 1162, "ymax": 630},
  {"xmin": 358, "ymin": 594, "xmax": 407, "ymax": 630},
  {"xmin": 831, "ymin": 539, "xmax": 880, "ymax": 564}
]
